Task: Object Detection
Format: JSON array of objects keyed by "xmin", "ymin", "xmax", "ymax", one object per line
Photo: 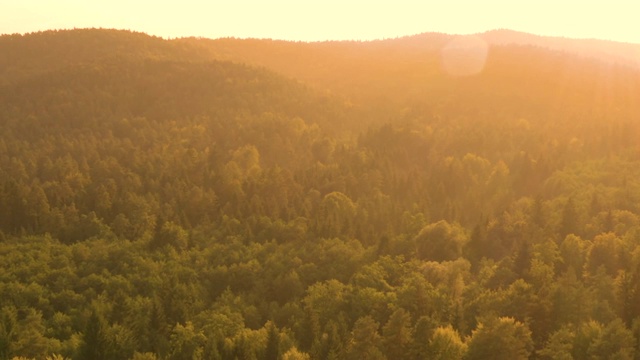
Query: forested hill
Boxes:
[
  {"xmin": 0, "ymin": 29, "xmax": 350, "ymax": 131},
  {"xmin": 179, "ymin": 30, "xmax": 640, "ymax": 112},
  {"xmin": 481, "ymin": 29, "xmax": 640, "ymax": 69},
  {"xmin": 2, "ymin": 28, "xmax": 640, "ymax": 359}
]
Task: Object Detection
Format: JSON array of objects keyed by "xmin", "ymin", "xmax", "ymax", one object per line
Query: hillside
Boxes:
[
  {"xmin": 1, "ymin": 29, "xmax": 640, "ymax": 359},
  {"xmin": 178, "ymin": 30, "xmax": 640, "ymax": 111},
  {"xmin": 481, "ymin": 29, "xmax": 640, "ymax": 69}
]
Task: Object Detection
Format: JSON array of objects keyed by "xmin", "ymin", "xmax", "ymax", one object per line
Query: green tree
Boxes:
[
  {"xmin": 586, "ymin": 232, "xmax": 623, "ymax": 276},
  {"xmin": 152, "ymin": 221, "xmax": 189, "ymax": 251},
  {"xmin": 303, "ymin": 280, "xmax": 349, "ymax": 338},
  {"xmin": 382, "ymin": 308, "xmax": 412, "ymax": 359},
  {"xmin": 572, "ymin": 320, "xmax": 603, "ymax": 359},
  {"xmin": 167, "ymin": 322, "xmax": 206, "ymax": 360},
  {"xmin": 131, "ymin": 352, "xmax": 158, "ymax": 360},
  {"xmin": 344, "ymin": 316, "xmax": 385, "ymax": 360},
  {"xmin": 429, "ymin": 325, "xmax": 467, "ymax": 360},
  {"xmin": 465, "ymin": 317, "xmax": 533, "ymax": 360},
  {"xmin": 78, "ymin": 311, "xmax": 109, "ymax": 360},
  {"xmin": 538, "ymin": 327, "xmax": 574, "ymax": 360},
  {"xmin": 264, "ymin": 322, "xmax": 280, "ymax": 360},
  {"xmin": 148, "ymin": 297, "xmax": 169, "ymax": 357},
  {"xmin": 310, "ymin": 319, "xmax": 345, "ymax": 360},
  {"xmin": 0, "ymin": 306, "xmax": 17, "ymax": 360},
  {"xmin": 559, "ymin": 234, "xmax": 587, "ymax": 275},
  {"xmin": 587, "ymin": 319, "xmax": 635, "ymax": 360},
  {"xmin": 411, "ymin": 316, "xmax": 438, "ymax": 359},
  {"xmin": 318, "ymin": 192, "xmax": 357, "ymax": 238},
  {"xmin": 25, "ymin": 183, "xmax": 50, "ymax": 232},
  {"xmin": 12, "ymin": 308, "xmax": 51, "ymax": 359},
  {"xmin": 415, "ymin": 220, "xmax": 468, "ymax": 261},
  {"xmin": 282, "ymin": 347, "xmax": 310, "ymax": 360},
  {"xmin": 106, "ymin": 323, "xmax": 136, "ymax": 360},
  {"xmin": 560, "ymin": 197, "xmax": 578, "ymax": 237}
]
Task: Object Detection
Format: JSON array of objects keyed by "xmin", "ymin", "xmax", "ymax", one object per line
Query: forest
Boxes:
[{"xmin": 1, "ymin": 28, "xmax": 640, "ymax": 359}]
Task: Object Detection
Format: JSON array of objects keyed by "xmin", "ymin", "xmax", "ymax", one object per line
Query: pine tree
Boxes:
[
  {"xmin": 264, "ymin": 322, "xmax": 280, "ymax": 360},
  {"xmin": 560, "ymin": 197, "xmax": 578, "ymax": 237},
  {"xmin": 382, "ymin": 309, "xmax": 412, "ymax": 359},
  {"xmin": 79, "ymin": 310, "xmax": 109, "ymax": 360}
]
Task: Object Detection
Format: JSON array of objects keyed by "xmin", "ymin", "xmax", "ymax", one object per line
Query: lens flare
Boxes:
[{"xmin": 441, "ymin": 35, "xmax": 489, "ymax": 77}]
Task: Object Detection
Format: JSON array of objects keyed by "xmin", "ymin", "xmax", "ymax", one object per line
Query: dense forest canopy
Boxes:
[{"xmin": 1, "ymin": 28, "xmax": 640, "ymax": 359}]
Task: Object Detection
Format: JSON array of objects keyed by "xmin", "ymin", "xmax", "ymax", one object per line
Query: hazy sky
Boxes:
[{"xmin": 1, "ymin": 0, "xmax": 639, "ymax": 44}]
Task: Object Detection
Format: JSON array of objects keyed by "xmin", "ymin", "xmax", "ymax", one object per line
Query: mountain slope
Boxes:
[
  {"xmin": 177, "ymin": 31, "xmax": 640, "ymax": 123},
  {"xmin": 0, "ymin": 29, "xmax": 353, "ymax": 134},
  {"xmin": 10, "ymin": 28, "xmax": 635, "ymax": 129}
]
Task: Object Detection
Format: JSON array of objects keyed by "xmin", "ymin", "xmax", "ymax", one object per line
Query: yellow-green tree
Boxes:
[{"xmin": 465, "ymin": 317, "xmax": 532, "ymax": 360}]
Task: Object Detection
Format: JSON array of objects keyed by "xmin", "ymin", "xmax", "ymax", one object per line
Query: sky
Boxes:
[{"xmin": 1, "ymin": 0, "xmax": 639, "ymax": 44}]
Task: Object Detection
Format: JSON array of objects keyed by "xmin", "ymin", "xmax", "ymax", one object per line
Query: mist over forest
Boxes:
[{"xmin": 1, "ymin": 28, "xmax": 640, "ymax": 359}]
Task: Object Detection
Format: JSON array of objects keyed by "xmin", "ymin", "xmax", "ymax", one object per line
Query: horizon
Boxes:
[
  {"xmin": 3, "ymin": 27, "xmax": 639, "ymax": 46},
  {"xmin": 1, "ymin": 1, "xmax": 639, "ymax": 45}
]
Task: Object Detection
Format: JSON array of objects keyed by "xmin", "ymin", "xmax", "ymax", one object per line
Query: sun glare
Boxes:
[{"xmin": 441, "ymin": 35, "xmax": 489, "ymax": 77}]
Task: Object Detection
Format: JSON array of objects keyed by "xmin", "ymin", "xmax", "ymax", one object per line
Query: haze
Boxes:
[
  {"xmin": 2, "ymin": 0, "xmax": 640, "ymax": 44},
  {"xmin": 3, "ymin": 3, "xmax": 640, "ymax": 356}
]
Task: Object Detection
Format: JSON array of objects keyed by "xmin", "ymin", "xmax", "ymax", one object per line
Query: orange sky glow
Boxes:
[{"xmin": 1, "ymin": 0, "xmax": 639, "ymax": 44}]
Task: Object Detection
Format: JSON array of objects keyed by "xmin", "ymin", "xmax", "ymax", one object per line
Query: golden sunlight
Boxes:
[{"xmin": 1, "ymin": 0, "xmax": 640, "ymax": 44}]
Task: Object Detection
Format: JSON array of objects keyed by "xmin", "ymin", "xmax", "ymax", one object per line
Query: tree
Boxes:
[
  {"xmin": 466, "ymin": 221, "xmax": 488, "ymax": 265},
  {"xmin": 586, "ymin": 232, "xmax": 623, "ymax": 276},
  {"xmin": 105, "ymin": 323, "xmax": 136, "ymax": 360},
  {"xmin": 131, "ymin": 353, "xmax": 158, "ymax": 360},
  {"xmin": 465, "ymin": 317, "xmax": 533, "ymax": 360},
  {"xmin": 587, "ymin": 319, "xmax": 635, "ymax": 360},
  {"xmin": 282, "ymin": 347, "xmax": 310, "ymax": 360},
  {"xmin": 571, "ymin": 320, "xmax": 603, "ymax": 359},
  {"xmin": 78, "ymin": 311, "xmax": 109, "ymax": 360},
  {"xmin": 264, "ymin": 322, "xmax": 280, "ymax": 360},
  {"xmin": 310, "ymin": 319, "xmax": 345, "ymax": 360},
  {"xmin": 560, "ymin": 197, "xmax": 578, "ymax": 237},
  {"xmin": 429, "ymin": 326, "xmax": 467, "ymax": 360},
  {"xmin": 152, "ymin": 221, "xmax": 189, "ymax": 251},
  {"xmin": 148, "ymin": 297, "xmax": 169, "ymax": 357},
  {"xmin": 25, "ymin": 183, "xmax": 50, "ymax": 232},
  {"xmin": 559, "ymin": 234, "xmax": 586, "ymax": 275},
  {"xmin": 303, "ymin": 280, "xmax": 349, "ymax": 337},
  {"xmin": 382, "ymin": 308, "xmax": 412, "ymax": 359},
  {"xmin": 512, "ymin": 240, "xmax": 532, "ymax": 279},
  {"xmin": 344, "ymin": 316, "xmax": 385, "ymax": 360},
  {"xmin": 12, "ymin": 308, "xmax": 51, "ymax": 359},
  {"xmin": 537, "ymin": 327, "xmax": 574, "ymax": 360},
  {"xmin": 167, "ymin": 322, "xmax": 206, "ymax": 360},
  {"xmin": 318, "ymin": 192, "xmax": 357, "ymax": 238},
  {"xmin": 0, "ymin": 306, "xmax": 17, "ymax": 360},
  {"xmin": 415, "ymin": 220, "xmax": 468, "ymax": 261},
  {"xmin": 552, "ymin": 270, "xmax": 592, "ymax": 328},
  {"xmin": 229, "ymin": 144, "xmax": 262, "ymax": 180},
  {"xmin": 270, "ymin": 270, "xmax": 304, "ymax": 305},
  {"xmin": 411, "ymin": 316, "xmax": 438, "ymax": 359}
]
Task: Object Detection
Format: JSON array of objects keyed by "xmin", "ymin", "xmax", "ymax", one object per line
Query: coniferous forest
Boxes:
[{"xmin": 1, "ymin": 28, "xmax": 640, "ymax": 359}]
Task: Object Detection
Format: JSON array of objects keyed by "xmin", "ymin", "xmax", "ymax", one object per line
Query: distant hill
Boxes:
[
  {"xmin": 4, "ymin": 28, "xmax": 638, "ymax": 117},
  {"xmin": 0, "ymin": 29, "xmax": 189, "ymax": 85},
  {"xmin": 481, "ymin": 29, "xmax": 640, "ymax": 69},
  {"xmin": 0, "ymin": 29, "xmax": 351, "ymax": 133},
  {"xmin": 2, "ymin": 28, "xmax": 639, "ymax": 141},
  {"xmin": 176, "ymin": 29, "xmax": 640, "ymax": 123}
]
